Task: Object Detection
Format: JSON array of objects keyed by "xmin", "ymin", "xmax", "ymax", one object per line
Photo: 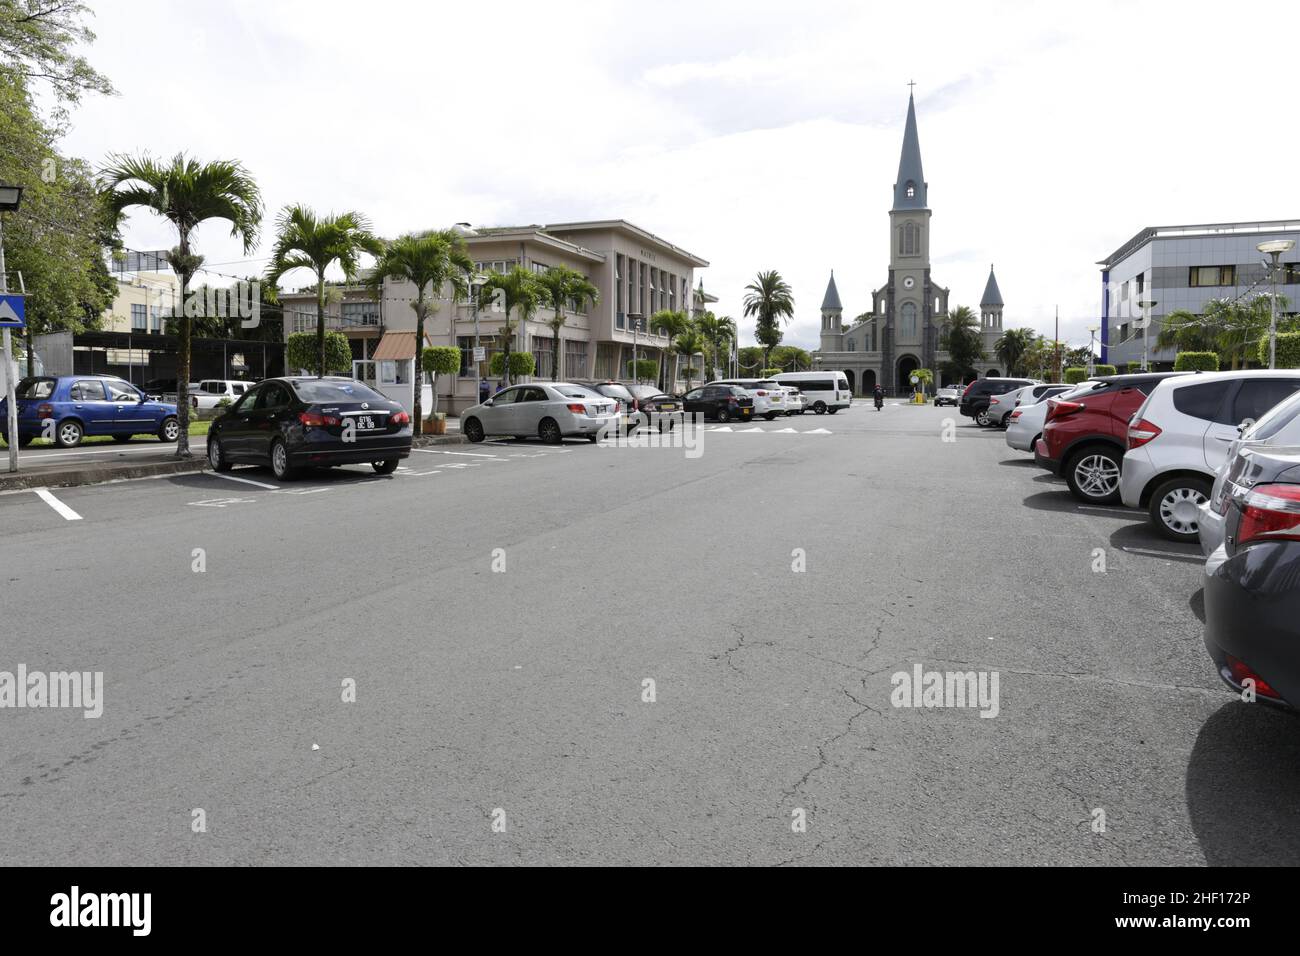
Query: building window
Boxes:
[
  {"xmin": 150, "ymin": 306, "xmax": 162, "ymax": 333},
  {"xmin": 905, "ymin": 181, "xmax": 916, "ymax": 199},
  {"xmin": 900, "ymin": 221, "xmax": 920, "ymax": 257},
  {"xmin": 847, "ymin": 339, "xmax": 856, "ymax": 352},
  {"xmin": 530, "ymin": 335, "xmax": 554, "ymax": 379},
  {"xmin": 1136, "ymin": 273, "xmax": 1145, "ymax": 295},
  {"xmin": 1121, "ymin": 280, "xmax": 1129, "ymax": 301},
  {"xmin": 131, "ymin": 303, "xmax": 147, "ymax": 332},
  {"xmin": 341, "ymin": 301, "xmax": 379, "ymax": 327},
  {"xmin": 900, "ymin": 302, "xmax": 918, "ymax": 339},
  {"xmin": 1189, "ymin": 265, "xmax": 1235, "ymax": 287},
  {"xmin": 474, "ymin": 259, "xmax": 517, "ymax": 276},
  {"xmin": 564, "ymin": 339, "xmax": 588, "ymax": 379},
  {"xmin": 1286, "ymin": 263, "xmax": 1300, "ymax": 284}
]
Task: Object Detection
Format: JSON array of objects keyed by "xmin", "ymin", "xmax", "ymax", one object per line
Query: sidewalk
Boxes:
[{"xmin": 0, "ymin": 447, "xmax": 207, "ymax": 492}]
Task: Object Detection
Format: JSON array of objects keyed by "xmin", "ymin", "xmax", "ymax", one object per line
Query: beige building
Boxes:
[
  {"xmin": 100, "ymin": 251, "xmax": 180, "ymax": 369},
  {"xmin": 278, "ymin": 219, "xmax": 709, "ymax": 413}
]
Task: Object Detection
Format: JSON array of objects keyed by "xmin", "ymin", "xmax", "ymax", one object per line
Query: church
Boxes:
[{"xmin": 814, "ymin": 90, "xmax": 1007, "ymax": 394}]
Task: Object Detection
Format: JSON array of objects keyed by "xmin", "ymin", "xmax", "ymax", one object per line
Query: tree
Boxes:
[
  {"xmin": 912, "ymin": 368, "xmax": 933, "ymax": 396},
  {"xmin": 1174, "ymin": 351, "xmax": 1219, "ymax": 372},
  {"xmin": 285, "ymin": 330, "xmax": 350, "ymax": 375},
  {"xmin": 266, "ymin": 205, "xmax": 380, "ymax": 383},
  {"xmin": 695, "ymin": 311, "xmax": 736, "ymax": 380},
  {"xmin": 478, "ymin": 266, "xmax": 541, "ymax": 387},
  {"xmin": 367, "ymin": 228, "xmax": 472, "ymax": 431},
  {"xmin": 737, "ymin": 346, "xmax": 765, "ymax": 374},
  {"xmin": 626, "ymin": 358, "xmax": 657, "ymax": 382},
  {"xmin": 0, "ymin": 0, "xmax": 114, "ymax": 109},
  {"xmin": 1156, "ymin": 308, "xmax": 1220, "ymax": 355},
  {"xmin": 489, "ymin": 350, "xmax": 535, "ymax": 380},
  {"xmin": 533, "ymin": 264, "xmax": 598, "ymax": 381},
  {"xmin": 994, "ymin": 327, "xmax": 1037, "ymax": 377},
  {"xmin": 421, "ymin": 346, "xmax": 461, "ymax": 417},
  {"xmin": 742, "ymin": 270, "xmax": 794, "ymax": 369},
  {"xmin": 938, "ymin": 305, "xmax": 983, "ymax": 382},
  {"xmin": 1, "ymin": 74, "xmax": 114, "ymax": 376},
  {"xmin": 769, "ymin": 344, "xmax": 812, "ymax": 372},
  {"xmin": 101, "ymin": 152, "xmax": 263, "ymax": 458},
  {"xmin": 673, "ymin": 327, "xmax": 706, "ymax": 392},
  {"xmin": 650, "ymin": 309, "xmax": 690, "ymax": 390}
]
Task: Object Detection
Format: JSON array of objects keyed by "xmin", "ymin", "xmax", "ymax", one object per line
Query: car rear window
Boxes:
[
  {"xmin": 1172, "ymin": 380, "xmax": 1232, "ymax": 422},
  {"xmin": 594, "ymin": 383, "xmax": 634, "ymax": 401},
  {"xmin": 291, "ymin": 380, "xmax": 387, "ymax": 403},
  {"xmin": 16, "ymin": 378, "xmax": 56, "ymax": 399}
]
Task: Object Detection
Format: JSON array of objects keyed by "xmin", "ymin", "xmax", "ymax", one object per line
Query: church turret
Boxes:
[
  {"xmin": 819, "ymin": 270, "xmax": 844, "ymax": 352},
  {"xmin": 892, "ymin": 91, "xmax": 928, "ymax": 211},
  {"xmin": 980, "ymin": 264, "xmax": 1004, "ymax": 332}
]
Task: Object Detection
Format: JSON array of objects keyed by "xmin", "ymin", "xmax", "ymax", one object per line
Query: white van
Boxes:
[{"xmin": 771, "ymin": 371, "xmax": 851, "ymax": 415}]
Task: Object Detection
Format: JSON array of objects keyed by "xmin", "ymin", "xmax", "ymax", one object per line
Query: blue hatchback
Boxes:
[{"xmin": 0, "ymin": 375, "xmax": 181, "ymax": 448}]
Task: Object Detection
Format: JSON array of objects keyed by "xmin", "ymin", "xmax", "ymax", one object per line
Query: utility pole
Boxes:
[
  {"xmin": 1054, "ymin": 306, "xmax": 1061, "ymax": 381},
  {"xmin": 0, "ymin": 185, "xmax": 23, "ymax": 474},
  {"xmin": 1137, "ymin": 300, "xmax": 1157, "ymax": 372},
  {"xmin": 1259, "ymin": 240, "xmax": 1296, "ymax": 369}
]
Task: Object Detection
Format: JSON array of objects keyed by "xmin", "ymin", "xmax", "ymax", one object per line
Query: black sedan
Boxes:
[
  {"xmin": 207, "ymin": 377, "xmax": 412, "ymax": 481},
  {"xmin": 681, "ymin": 384, "xmax": 755, "ymax": 423},
  {"xmin": 626, "ymin": 386, "xmax": 683, "ymax": 430},
  {"xmin": 1203, "ymin": 424, "xmax": 1300, "ymax": 711}
]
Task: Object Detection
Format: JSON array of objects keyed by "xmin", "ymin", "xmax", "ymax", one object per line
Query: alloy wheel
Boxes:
[{"xmin": 1073, "ymin": 454, "xmax": 1120, "ymax": 498}]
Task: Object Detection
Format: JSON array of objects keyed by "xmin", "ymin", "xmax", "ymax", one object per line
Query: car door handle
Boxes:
[{"xmin": 1214, "ymin": 436, "xmax": 1234, "ymax": 442}]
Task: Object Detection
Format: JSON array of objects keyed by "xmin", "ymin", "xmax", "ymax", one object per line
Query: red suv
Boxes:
[{"xmin": 1035, "ymin": 373, "xmax": 1187, "ymax": 503}]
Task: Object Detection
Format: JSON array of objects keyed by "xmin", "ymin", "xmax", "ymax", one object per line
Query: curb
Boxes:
[
  {"xmin": 411, "ymin": 435, "xmax": 468, "ymax": 447},
  {"xmin": 0, "ymin": 457, "xmax": 208, "ymax": 493}
]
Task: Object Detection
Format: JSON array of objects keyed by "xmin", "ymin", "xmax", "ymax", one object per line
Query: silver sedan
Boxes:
[{"xmin": 461, "ymin": 382, "xmax": 619, "ymax": 444}]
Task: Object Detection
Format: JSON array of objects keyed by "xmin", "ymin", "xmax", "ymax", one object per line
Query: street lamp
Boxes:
[
  {"xmin": 1086, "ymin": 325, "xmax": 1099, "ymax": 377},
  {"xmin": 468, "ymin": 270, "xmax": 487, "ymax": 402},
  {"xmin": 1258, "ymin": 239, "xmax": 1296, "ymax": 370},
  {"xmin": 1137, "ymin": 300, "xmax": 1157, "ymax": 371},
  {"xmin": 1, "ymin": 183, "xmax": 23, "ymax": 473},
  {"xmin": 627, "ymin": 312, "xmax": 644, "ymax": 383}
]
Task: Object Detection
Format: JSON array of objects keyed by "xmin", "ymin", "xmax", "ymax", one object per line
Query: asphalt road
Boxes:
[{"xmin": 2, "ymin": 401, "xmax": 1296, "ymax": 866}]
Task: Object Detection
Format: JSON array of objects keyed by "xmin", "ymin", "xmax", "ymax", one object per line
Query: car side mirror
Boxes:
[
  {"xmin": 1237, "ymin": 418, "xmax": 1256, "ymax": 435},
  {"xmin": 484, "ymin": 398, "xmax": 494, "ymax": 407}
]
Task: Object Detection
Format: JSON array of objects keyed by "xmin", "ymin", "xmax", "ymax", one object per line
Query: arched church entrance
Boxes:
[
  {"xmin": 896, "ymin": 355, "xmax": 920, "ymax": 396},
  {"xmin": 860, "ymin": 369, "xmax": 877, "ymax": 395}
]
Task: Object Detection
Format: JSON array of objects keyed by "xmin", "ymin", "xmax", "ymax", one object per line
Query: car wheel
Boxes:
[
  {"xmin": 1065, "ymin": 446, "xmax": 1122, "ymax": 504},
  {"xmin": 207, "ymin": 436, "xmax": 233, "ymax": 472},
  {"xmin": 158, "ymin": 416, "xmax": 180, "ymax": 442},
  {"xmin": 717, "ymin": 408, "xmax": 731, "ymax": 423},
  {"xmin": 112, "ymin": 434, "xmax": 132, "ymax": 443},
  {"xmin": 1031, "ymin": 434, "xmax": 1042, "ymax": 452},
  {"xmin": 270, "ymin": 439, "xmax": 296, "ymax": 481},
  {"xmin": 765, "ymin": 413, "xmax": 778, "ymax": 421},
  {"xmin": 55, "ymin": 420, "xmax": 83, "ymax": 448},
  {"xmin": 975, "ymin": 408, "xmax": 993, "ymax": 427},
  {"xmin": 371, "ymin": 458, "xmax": 400, "ymax": 474},
  {"xmin": 813, "ymin": 402, "xmax": 826, "ymax": 415},
  {"xmin": 539, "ymin": 418, "xmax": 562, "ymax": 445},
  {"xmin": 587, "ymin": 435, "xmax": 599, "ymax": 443},
  {"xmin": 1150, "ymin": 476, "xmax": 1212, "ymax": 541},
  {"xmin": 463, "ymin": 416, "xmax": 484, "ymax": 443},
  {"xmin": 827, "ymin": 407, "xmax": 839, "ymax": 415},
  {"xmin": 998, "ymin": 414, "xmax": 1011, "ymax": 428}
]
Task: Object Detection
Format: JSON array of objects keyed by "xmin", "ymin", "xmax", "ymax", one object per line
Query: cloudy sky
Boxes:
[{"xmin": 57, "ymin": 0, "xmax": 1300, "ymax": 351}]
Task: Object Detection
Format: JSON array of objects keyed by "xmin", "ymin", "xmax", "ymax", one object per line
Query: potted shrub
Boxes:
[{"xmin": 427, "ymin": 411, "xmax": 447, "ymax": 435}]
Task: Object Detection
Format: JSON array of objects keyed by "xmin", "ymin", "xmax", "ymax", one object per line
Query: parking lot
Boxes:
[{"xmin": 2, "ymin": 400, "xmax": 1296, "ymax": 866}]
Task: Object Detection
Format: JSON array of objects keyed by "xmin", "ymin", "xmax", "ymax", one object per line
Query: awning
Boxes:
[{"xmin": 371, "ymin": 331, "xmax": 430, "ymax": 361}]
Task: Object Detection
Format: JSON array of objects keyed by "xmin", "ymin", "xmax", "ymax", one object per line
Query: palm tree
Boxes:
[
  {"xmin": 673, "ymin": 327, "xmax": 707, "ymax": 395},
  {"xmin": 743, "ymin": 270, "xmax": 795, "ymax": 370},
  {"xmin": 534, "ymin": 265, "xmax": 599, "ymax": 381},
  {"xmin": 100, "ymin": 153, "xmax": 263, "ymax": 459},
  {"xmin": 994, "ymin": 327, "xmax": 1037, "ymax": 377},
  {"xmin": 367, "ymin": 229, "xmax": 473, "ymax": 431},
  {"xmin": 478, "ymin": 266, "xmax": 541, "ymax": 387},
  {"xmin": 650, "ymin": 309, "xmax": 691, "ymax": 390},
  {"xmin": 938, "ymin": 305, "xmax": 983, "ymax": 382},
  {"xmin": 1156, "ymin": 308, "xmax": 1219, "ymax": 356},
  {"xmin": 695, "ymin": 311, "xmax": 736, "ymax": 380},
  {"xmin": 266, "ymin": 205, "xmax": 382, "ymax": 379}
]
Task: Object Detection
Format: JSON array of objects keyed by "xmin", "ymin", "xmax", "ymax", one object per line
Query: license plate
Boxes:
[
  {"xmin": 355, "ymin": 415, "xmax": 378, "ymax": 430},
  {"xmin": 741, "ymin": 409, "xmax": 752, "ymax": 417},
  {"xmin": 659, "ymin": 404, "xmax": 677, "ymax": 411}
]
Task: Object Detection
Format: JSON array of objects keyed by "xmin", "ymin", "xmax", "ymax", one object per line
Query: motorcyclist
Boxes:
[{"xmin": 873, "ymin": 384, "xmax": 885, "ymax": 410}]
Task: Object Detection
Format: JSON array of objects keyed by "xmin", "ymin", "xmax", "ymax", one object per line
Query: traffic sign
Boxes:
[
  {"xmin": 0, "ymin": 294, "xmax": 24, "ymax": 328},
  {"xmin": 472, "ymin": 347, "xmax": 485, "ymax": 362}
]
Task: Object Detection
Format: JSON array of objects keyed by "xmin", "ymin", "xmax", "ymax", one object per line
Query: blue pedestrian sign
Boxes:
[{"xmin": 0, "ymin": 294, "xmax": 24, "ymax": 328}]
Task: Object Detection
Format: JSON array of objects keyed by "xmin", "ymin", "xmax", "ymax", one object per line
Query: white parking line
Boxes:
[
  {"xmin": 1122, "ymin": 546, "xmax": 1201, "ymax": 559},
  {"xmin": 413, "ymin": 449, "xmax": 506, "ymax": 460},
  {"xmin": 1077, "ymin": 506, "xmax": 1134, "ymax": 515},
  {"xmin": 33, "ymin": 488, "xmax": 82, "ymax": 521},
  {"xmin": 208, "ymin": 472, "xmax": 280, "ymax": 491}
]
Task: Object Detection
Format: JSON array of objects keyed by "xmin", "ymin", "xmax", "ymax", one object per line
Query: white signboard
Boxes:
[{"xmin": 472, "ymin": 347, "xmax": 486, "ymax": 362}]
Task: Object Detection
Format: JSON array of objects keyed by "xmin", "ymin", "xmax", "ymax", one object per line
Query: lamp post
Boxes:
[
  {"xmin": 1, "ymin": 184, "xmax": 24, "ymax": 474},
  {"xmin": 1086, "ymin": 325, "xmax": 1099, "ymax": 377},
  {"xmin": 627, "ymin": 312, "xmax": 644, "ymax": 383},
  {"xmin": 1258, "ymin": 240, "xmax": 1296, "ymax": 370},
  {"xmin": 1137, "ymin": 300, "xmax": 1157, "ymax": 371},
  {"xmin": 468, "ymin": 270, "xmax": 486, "ymax": 402}
]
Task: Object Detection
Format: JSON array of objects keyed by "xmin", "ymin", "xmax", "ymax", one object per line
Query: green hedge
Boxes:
[
  {"xmin": 1094, "ymin": 364, "xmax": 1117, "ymax": 377},
  {"xmin": 1126, "ymin": 362, "xmax": 1143, "ymax": 373},
  {"xmin": 1259, "ymin": 332, "xmax": 1300, "ymax": 368},
  {"xmin": 286, "ymin": 331, "xmax": 352, "ymax": 375},
  {"xmin": 1063, "ymin": 367, "xmax": 1088, "ymax": 384},
  {"xmin": 489, "ymin": 351, "xmax": 536, "ymax": 378},
  {"xmin": 1173, "ymin": 351, "xmax": 1219, "ymax": 372},
  {"xmin": 760, "ymin": 368, "xmax": 783, "ymax": 378},
  {"xmin": 626, "ymin": 359, "xmax": 658, "ymax": 381}
]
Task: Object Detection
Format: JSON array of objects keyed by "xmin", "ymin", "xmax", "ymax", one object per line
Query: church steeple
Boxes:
[
  {"xmin": 892, "ymin": 90, "xmax": 928, "ymax": 211},
  {"xmin": 821, "ymin": 271, "xmax": 843, "ymax": 311},
  {"xmin": 980, "ymin": 264, "xmax": 1004, "ymax": 332},
  {"xmin": 819, "ymin": 270, "xmax": 844, "ymax": 349}
]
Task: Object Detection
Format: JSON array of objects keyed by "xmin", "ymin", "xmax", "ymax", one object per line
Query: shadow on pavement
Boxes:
[
  {"xmin": 1108, "ymin": 521, "xmax": 1204, "ymax": 562},
  {"xmin": 1021, "ymin": 490, "xmax": 1093, "ymax": 513},
  {"xmin": 998, "ymin": 457, "xmax": 1039, "ymax": 468},
  {"xmin": 1189, "ymin": 587, "xmax": 1206, "ymax": 624},
  {"xmin": 1186, "ymin": 702, "xmax": 1300, "ymax": 865}
]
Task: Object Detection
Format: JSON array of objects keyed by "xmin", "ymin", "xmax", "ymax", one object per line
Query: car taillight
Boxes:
[
  {"xmin": 755, "ymin": 390, "xmax": 767, "ymax": 396},
  {"xmin": 566, "ymin": 404, "xmax": 587, "ymax": 414},
  {"xmin": 1127, "ymin": 418, "xmax": 1162, "ymax": 450},
  {"xmin": 631, "ymin": 398, "xmax": 639, "ymax": 411},
  {"xmin": 989, "ymin": 397, "xmax": 1001, "ymax": 406},
  {"xmin": 1009, "ymin": 410, "xmax": 1022, "ymax": 421},
  {"xmin": 1047, "ymin": 399, "xmax": 1083, "ymax": 420},
  {"xmin": 961, "ymin": 382, "xmax": 977, "ymax": 398},
  {"xmin": 390, "ymin": 410, "xmax": 410, "ymax": 426},
  {"xmin": 36, "ymin": 403, "xmax": 53, "ymax": 419},
  {"xmin": 191, "ymin": 396, "xmax": 199, "ymax": 408},
  {"xmin": 1236, "ymin": 483, "xmax": 1300, "ymax": 546},
  {"xmin": 299, "ymin": 411, "xmax": 341, "ymax": 427},
  {"xmin": 613, "ymin": 401, "xmax": 622, "ymax": 413},
  {"xmin": 1226, "ymin": 655, "xmax": 1283, "ymax": 700}
]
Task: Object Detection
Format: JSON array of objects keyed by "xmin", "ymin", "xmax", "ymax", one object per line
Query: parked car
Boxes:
[
  {"xmin": 1119, "ymin": 371, "xmax": 1300, "ymax": 541},
  {"xmin": 987, "ymin": 383, "xmax": 1070, "ymax": 427},
  {"xmin": 1035, "ymin": 373, "xmax": 1187, "ymax": 504},
  {"xmin": 770, "ymin": 371, "xmax": 852, "ymax": 414},
  {"xmin": 681, "ymin": 384, "xmax": 755, "ymax": 422},
  {"xmin": 1202, "ymin": 433, "xmax": 1300, "ymax": 710},
  {"xmin": 1200, "ymin": 388, "xmax": 1300, "ymax": 558},
  {"xmin": 779, "ymin": 386, "xmax": 807, "ymax": 415},
  {"xmin": 708, "ymin": 378, "xmax": 786, "ymax": 420},
  {"xmin": 1005, "ymin": 383, "xmax": 1088, "ymax": 452},
  {"xmin": 206, "ymin": 376, "xmax": 412, "ymax": 479},
  {"xmin": 959, "ymin": 377, "xmax": 1037, "ymax": 427},
  {"xmin": 933, "ymin": 385, "xmax": 962, "ymax": 407},
  {"xmin": 577, "ymin": 381, "xmax": 639, "ymax": 431},
  {"xmin": 462, "ymin": 382, "xmax": 618, "ymax": 444},
  {"xmin": 0, "ymin": 375, "xmax": 180, "ymax": 448},
  {"xmin": 629, "ymin": 388, "xmax": 683, "ymax": 431},
  {"xmin": 190, "ymin": 379, "xmax": 254, "ymax": 413}
]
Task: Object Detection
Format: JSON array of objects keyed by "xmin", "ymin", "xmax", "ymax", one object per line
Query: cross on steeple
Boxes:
[{"xmin": 907, "ymin": 79, "xmax": 916, "ymax": 93}]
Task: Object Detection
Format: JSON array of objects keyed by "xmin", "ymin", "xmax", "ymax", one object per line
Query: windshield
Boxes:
[{"xmin": 292, "ymin": 380, "xmax": 388, "ymax": 403}]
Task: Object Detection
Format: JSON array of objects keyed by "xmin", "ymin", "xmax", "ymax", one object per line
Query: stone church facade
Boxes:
[{"xmin": 815, "ymin": 92, "xmax": 1007, "ymax": 394}]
